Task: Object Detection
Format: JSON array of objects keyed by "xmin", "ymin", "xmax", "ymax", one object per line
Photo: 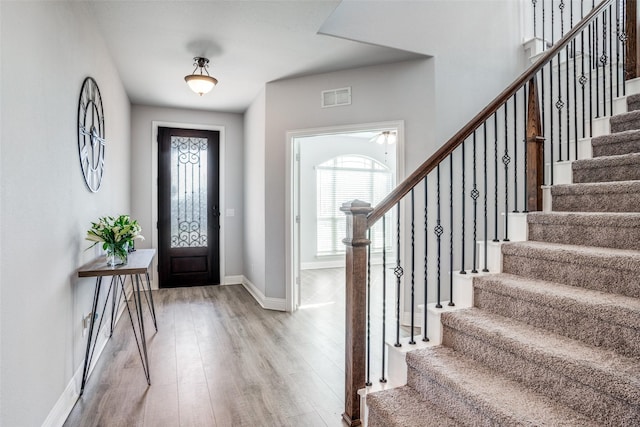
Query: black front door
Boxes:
[{"xmin": 158, "ymin": 127, "xmax": 220, "ymax": 287}]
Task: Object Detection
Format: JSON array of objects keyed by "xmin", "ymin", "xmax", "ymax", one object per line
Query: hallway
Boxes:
[{"xmin": 64, "ymin": 284, "xmax": 345, "ymax": 426}]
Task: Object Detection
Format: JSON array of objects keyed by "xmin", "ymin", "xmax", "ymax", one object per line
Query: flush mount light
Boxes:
[{"xmin": 184, "ymin": 57, "xmax": 218, "ymax": 96}]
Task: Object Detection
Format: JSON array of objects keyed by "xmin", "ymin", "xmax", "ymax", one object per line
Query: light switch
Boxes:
[{"xmin": 226, "ymin": 209, "xmax": 235, "ymax": 217}]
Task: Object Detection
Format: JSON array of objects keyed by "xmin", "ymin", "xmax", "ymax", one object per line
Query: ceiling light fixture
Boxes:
[
  {"xmin": 374, "ymin": 131, "xmax": 397, "ymax": 145},
  {"xmin": 184, "ymin": 57, "xmax": 218, "ymax": 96}
]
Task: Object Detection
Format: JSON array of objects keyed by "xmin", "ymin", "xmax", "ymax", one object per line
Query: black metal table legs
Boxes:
[{"xmin": 79, "ymin": 274, "xmax": 158, "ymax": 395}]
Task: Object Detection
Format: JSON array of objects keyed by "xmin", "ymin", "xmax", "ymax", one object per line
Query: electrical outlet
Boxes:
[{"xmin": 82, "ymin": 312, "xmax": 94, "ymax": 337}]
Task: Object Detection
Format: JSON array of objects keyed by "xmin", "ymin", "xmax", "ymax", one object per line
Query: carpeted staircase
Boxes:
[{"xmin": 366, "ymin": 95, "xmax": 640, "ymax": 426}]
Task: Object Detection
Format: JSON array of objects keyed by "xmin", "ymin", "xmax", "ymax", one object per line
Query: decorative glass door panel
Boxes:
[
  {"xmin": 158, "ymin": 128, "xmax": 220, "ymax": 288},
  {"xmin": 170, "ymin": 136, "xmax": 208, "ymax": 248}
]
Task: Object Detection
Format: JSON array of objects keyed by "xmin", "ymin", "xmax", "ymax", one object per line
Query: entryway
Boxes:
[{"xmin": 289, "ymin": 121, "xmax": 403, "ymax": 310}]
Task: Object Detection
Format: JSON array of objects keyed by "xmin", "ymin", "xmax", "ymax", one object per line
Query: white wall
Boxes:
[
  {"xmin": 0, "ymin": 2, "xmax": 131, "ymax": 425},
  {"xmin": 243, "ymin": 89, "xmax": 267, "ymax": 295},
  {"xmin": 130, "ymin": 105, "xmax": 245, "ymax": 283},
  {"xmin": 262, "ymin": 59, "xmax": 434, "ymax": 299}
]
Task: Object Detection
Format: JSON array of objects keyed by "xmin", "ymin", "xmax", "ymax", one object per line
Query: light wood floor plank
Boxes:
[{"xmin": 64, "ymin": 282, "xmax": 348, "ymax": 426}]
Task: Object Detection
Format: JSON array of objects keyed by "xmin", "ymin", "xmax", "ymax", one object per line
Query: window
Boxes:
[{"xmin": 316, "ymin": 155, "xmax": 393, "ymax": 256}]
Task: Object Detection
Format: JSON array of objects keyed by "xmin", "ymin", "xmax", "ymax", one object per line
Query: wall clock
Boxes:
[{"xmin": 77, "ymin": 77, "xmax": 105, "ymax": 192}]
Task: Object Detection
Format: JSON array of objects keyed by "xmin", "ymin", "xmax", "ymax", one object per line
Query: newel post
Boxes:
[
  {"xmin": 526, "ymin": 78, "xmax": 545, "ymax": 212},
  {"xmin": 341, "ymin": 199, "xmax": 373, "ymax": 427}
]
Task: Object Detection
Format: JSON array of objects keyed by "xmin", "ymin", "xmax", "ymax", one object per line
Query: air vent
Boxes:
[{"xmin": 321, "ymin": 87, "xmax": 351, "ymax": 108}]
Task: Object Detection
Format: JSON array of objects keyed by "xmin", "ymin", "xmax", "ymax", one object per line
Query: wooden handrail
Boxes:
[{"xmin": 367, "ymin": 0, "xmax": 613, "ymax": 229}]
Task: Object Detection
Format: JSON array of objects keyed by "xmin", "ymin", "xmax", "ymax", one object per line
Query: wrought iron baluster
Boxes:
[
  {"xmin": 409, "ymin": 189, "xmax": 416, "ymax": 345},
  {"xmin": 552, "ymin": 0, "xmax": 555, "ymax": 45},
  {"xmin": 366, "ymin": 229, "xmax": 372, "ymax": 387},
  {"xmin": 595, "ymin": 15, "xmax": 601, "ymax": 118},
  {"xmin": 435, "ymin": 165, "xmax": 443, "ymax": 308},
  {"xmin": 483, "ymin": 123, "xmax": 489, "ymax": 272},
  {"xmin": 589, "ymin": 18, "xmax": 594, "ymax": 136},
  {"xmin": 557, "ymin": 0, "xmax": 565, "ymax": 162},
  {"xmin": 524, "ymin": 87, "xmax": 529, "ymax": 213},
  {"xmin": 581, "ymin": 1, "xmax": 587, "ymax": 140},
  {"xmin": 449, "ymin": 155, "xmax": 455, "ymax": 307},
  {"xmin": 423, "ymin": 177, "xmax": 429, "ymax": 342},
  {"xmin": 493, "ymin": 113, "xmax": 499, "ymax": 242},
  {"xmin": 601, "ymin": 10, "xmax": 608, "ymax": 117},
  {"xmin": 550, "ymin": 57, "xmax": 556, "ymax": 184},
  {"xmin": 394, "ymin": 203, "xmax": 403, "ymax": 348},
  {"xmin": 573, "ymin": 13, "xmax": 579, "ymax": 159},
  {"xmin": 503, "ymin": 103, "xmax": 511, "ymax": 242},
  {"xmin": 616, "ymin": 0, "xmax": 621, "ymax": 98},
  {"xmin": 609, "ymin": 5, "xmax": 613, "ymax": 115},
  {"xmin": 513, "ymin": 93, "xmax": 519, "ymax": 213},
  {"xmin": 460, "ymin": 141, "xmax": 466, "ymax": 274},
  {"xmin": 621, "ymin": 0, "xmax": 627, "ymax": 95},
  {"xmin": 549, "ymin": 7, "xmax": 555, "ymax": 170},
  {"xmin": 542, "ymin": 0, "xmax": 546, "ymax": 50},
  {"xmin": 380, "ymin": 215, "xmax": 387, "ymax": 383},
  {"xmin": 471, "ymin": 130, "xmax": 479, "ymax": 273},
  {"xmin": 533, "ymin": 0, "xmax": 538, "ymax": 38}
]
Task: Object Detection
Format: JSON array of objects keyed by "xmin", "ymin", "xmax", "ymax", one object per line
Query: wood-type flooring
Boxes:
[{"xmin": 64, "ymin": 281, "xmax": 347, "ymax": 426}]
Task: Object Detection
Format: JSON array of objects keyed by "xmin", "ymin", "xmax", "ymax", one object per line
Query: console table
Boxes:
[{"xmin": 77, "ymin": 249, "xmax": 157, "ymax": 395}]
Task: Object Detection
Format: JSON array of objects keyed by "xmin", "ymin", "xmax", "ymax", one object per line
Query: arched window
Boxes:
[{"xmin": 316, "ymin": 155, "xmax": 392, "ymax": 256}]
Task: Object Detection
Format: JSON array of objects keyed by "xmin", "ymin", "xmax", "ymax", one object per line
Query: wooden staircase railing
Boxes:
[{"xmin": 341, "ymin": 0, "xmax": 638, "ymax": 425}]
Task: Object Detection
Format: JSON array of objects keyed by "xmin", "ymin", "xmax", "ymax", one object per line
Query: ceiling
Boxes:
[{"xmin": 86, "ymin": 1, "xmax": 425, "ymax": 114}]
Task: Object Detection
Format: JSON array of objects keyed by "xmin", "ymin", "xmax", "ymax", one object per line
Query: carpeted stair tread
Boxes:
[
  {"xmin": 473, "ymin": 273, "xmax": 640, "ymax": 357},
  {"xmin": 501, "ymin": 240, "xmax": 640, "ymax": 297},
  {"xmin": 592, "ymin": 129, "xmax": 640, "ymax": 157},
  {"xmin": 527, "ymin": 211, "xmax": 640, "ymax": 250},
  {"xmin": 610, "ymin": 109, "xmax": 640, "ymax": 133},
  {"xmin": 572, "ymin": 152, "xmax": 640, "ymax": 183},
  {"xmin": 551, "ymin": 180, "xmax": 640, "ymax": 212},
  {"xmin": 407, "ymin": 346, "xmax": 600, "ymax": 426},
  {"xmin": 366, "ymin": 386, "xmax": 461, "ymax": 427},
  {"xmin": 442, "ymin": 308, "xmax": 640, "ymax": 405}
]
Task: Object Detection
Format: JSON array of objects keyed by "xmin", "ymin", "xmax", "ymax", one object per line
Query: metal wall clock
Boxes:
[{"xmin": 77, "ymin": 77, "xmax": 105, "ymax": 192}]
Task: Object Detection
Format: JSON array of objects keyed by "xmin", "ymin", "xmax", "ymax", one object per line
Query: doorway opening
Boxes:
[{"xmin": 288, "ymin": 121, "xmax": 403, "ymax": 311}]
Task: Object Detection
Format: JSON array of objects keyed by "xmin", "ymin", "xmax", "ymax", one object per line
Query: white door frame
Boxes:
[
  {"xmin": 285, "ymin": 120, "xmax": 405, "ymax": 312},
  {"xmin": 150, "ymin": 121, "xmax": 226, "ymax": 289}
]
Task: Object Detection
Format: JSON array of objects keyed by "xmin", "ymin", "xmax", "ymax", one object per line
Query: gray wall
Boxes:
[
  {"xmin": 130, "ymin": 105, "xmax": 245, "ymax": 282},
  {"xmin": 261, "ymin": 59, "xmax": 434, "ymax": 299},
  {"xmin": 243, "ymin": 89, "xmax": 267, "ymax": 294},
  {"xmin": 1, "ymin": 2, "xmax": 131, "ymax": 425},
  {"xmin": 319, "ymin": 0, "xmax": 527, "ymax": 142}
]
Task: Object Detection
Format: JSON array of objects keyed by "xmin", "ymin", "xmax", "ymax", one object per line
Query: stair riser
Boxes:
[
  {"xmin": 592, "ymin": 137, "xmax": 640, "ymax": 157},
  {"xmin": 406, "ymin": 367, "xmax": 512, "ymax": 426},
  {"xmin": 441, "ymin": 324, "xmax": 640, "ymax": 426},
  {"xmin": 528, "ymin": 222, "xmax": 640, "ymax": 250},
  {"xmin": 552, "ymin": 190, "xmax": 640, "ymax": 213},
  {"xmin": 573, "ymin": 163, "xmax": 640, "ymax": 183},
  {"xmin": 610, "ymin": 114, "xmax": 640, "ymax": 133},
  {"xmin": 627, "ymin": 98, "xmax": 640, "ymax": 112},
  {"xmin": 473, "ymin": 285, "xmax": 640, "ymax": 358},
  {"xmin": 502, "ymin": 252, "xmax": 640, "ymax": 298}
]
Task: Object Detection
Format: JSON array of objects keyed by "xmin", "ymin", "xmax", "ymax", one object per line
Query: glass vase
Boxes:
[{"xmin": 106, "ymin": 243, "xmax": 128, "ymax": 266}]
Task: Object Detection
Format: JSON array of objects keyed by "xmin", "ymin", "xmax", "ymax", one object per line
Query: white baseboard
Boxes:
[
  {"xmin": 42, "ymin": 279, "xmax": 133, "ymax": 427},
  {"xmin": 223, "ymin": 275, "xmax": 243, "ymax": 285},
  {"xmin": 41, "ymin": 374, "xmax": 79, "ymax": 427},
  {"xmin": 241, "ymin": 276, "xmax": 286, "ymax": 311}
]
